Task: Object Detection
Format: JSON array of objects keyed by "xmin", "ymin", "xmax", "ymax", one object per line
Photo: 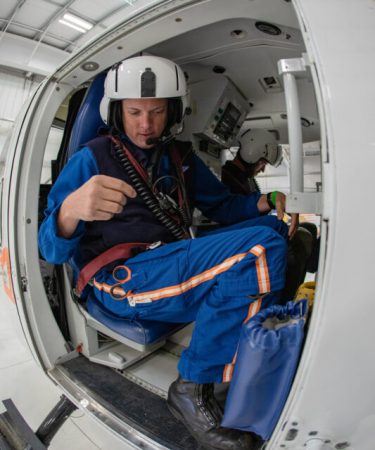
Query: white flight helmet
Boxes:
[
  {"xmin": 238, "ymin": 129, "xmax": 283, "ymax": 167},
  {"xmin": 100, "ymin": 55, "xmax": 189, "ymax": 131}
]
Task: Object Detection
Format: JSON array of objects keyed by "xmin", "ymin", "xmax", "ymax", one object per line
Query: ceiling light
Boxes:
[
  {"xmin": 63, "ymin": 13, "xmax": 93, "ymax": 30},
  {"xmin": 59, "ymin": 19, "xmax": 86, "ymax": 33},
  {"xmin": 81, "ymin": 61, "xmax": 100, "ymax": 71},
  {"xmin": 59, "ymin": 13, "xmax": 93, "ymax": 33}
]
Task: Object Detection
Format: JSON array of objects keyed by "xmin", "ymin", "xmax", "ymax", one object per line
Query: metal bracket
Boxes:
[
  {"xmin": 287, "ymin": 192, "xmax": 323, "ymax": 215},
  {"xmin": 278, "ymin": 55, "xmax": 309, "ymax": 75},
  {"xmin": 0, "ymin": 399, "xmax": 47, "ymax": 450}
]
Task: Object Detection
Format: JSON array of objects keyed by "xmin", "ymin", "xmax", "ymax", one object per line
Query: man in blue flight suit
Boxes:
[{"xmin": 39, "ymin": 56, "xmax": 298, "ymax": 450}]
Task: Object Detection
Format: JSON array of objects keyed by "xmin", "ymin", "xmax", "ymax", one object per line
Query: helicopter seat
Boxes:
[{"xmin": 86, "ymin": 293, "xmax": 186, "ymax": 348}]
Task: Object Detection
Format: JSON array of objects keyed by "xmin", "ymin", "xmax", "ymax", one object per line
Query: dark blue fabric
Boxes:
[
  {"xmin": 39, "ymin": 138, "xmax": 262, "ymax": 269},
  {"xmin": 86, "ymin": 293, "xmax": 185, "ymax": 344},
  {"xmin": 221, "ymin": 300, "xmax": 307, "ymax": 439},
  {"xmin": 73, "ymin": 136, "xmax": 190, "ymax": 266},
  {"xmin": 92, "ymin": 221, "xmax": 288, "ymax": 382}
]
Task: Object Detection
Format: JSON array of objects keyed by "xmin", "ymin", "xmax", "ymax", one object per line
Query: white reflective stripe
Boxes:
[
  {"xmin": 223, "ymin": 297, "xmax": 263, "ymax": 382},
  {"xmin": 93, "ymin": 278, "xmax": 126, "ymax": 296},
  {"xmin": 250, "ymin": 244, "xmax": 263, "ymax": 257},
  {"xmin": 223, "ymin": 365, "xmax": 232, "ymax": 383},
  {"xmin": 95, "ymin": 243, "xmax": 268, "ymax": 304},
  {"xmin": 257, "ymin": 254, "xmax": 269, "ymax": 293},
  {"xmin": 250, "ymin": 245, "xmax": 270, "ymax": 294},
  {"xmin": 127, "ymin": 251, "xmax": 250, "ymax": 303}
]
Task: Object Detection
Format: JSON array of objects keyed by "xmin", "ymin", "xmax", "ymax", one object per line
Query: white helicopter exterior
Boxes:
[{"xmin": 1, "ymin": 0, "xmax": 375, "ymax": 449}]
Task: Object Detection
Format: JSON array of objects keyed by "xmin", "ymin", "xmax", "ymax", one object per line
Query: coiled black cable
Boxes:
[
  {"xmin": 113, "ymin": 142, "xmax": 189, "ymax": 240},
  {"xmin": 178, "ymin": 205, "xmax": 192, "ymax": 228},
  {"xmin": 152, "ymin": 175, "xmax": 192, "ymax": 229}
]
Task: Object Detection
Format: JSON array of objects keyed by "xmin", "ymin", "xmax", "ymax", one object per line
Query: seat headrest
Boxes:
[{"xmin": 67, "ymin": 71, "xmax": 107, "ymax": 159}]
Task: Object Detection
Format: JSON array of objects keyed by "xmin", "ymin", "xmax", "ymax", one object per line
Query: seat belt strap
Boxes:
[{"xmin": 75, "ymin": 242, "xmax": 150, "ymax": 296}]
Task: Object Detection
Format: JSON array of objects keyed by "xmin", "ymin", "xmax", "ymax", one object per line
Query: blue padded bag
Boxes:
[{"xmin": 221, "ymin": 300, "xmax": 307, "ymax": 440}]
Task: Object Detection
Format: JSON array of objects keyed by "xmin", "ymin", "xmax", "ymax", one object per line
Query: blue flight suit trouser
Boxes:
[{"xmin": 92, "ymin": 216, "xmax": 288, "ymax": 383}]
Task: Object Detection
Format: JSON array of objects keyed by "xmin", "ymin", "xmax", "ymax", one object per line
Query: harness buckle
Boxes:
[{"xmin": 147, "ymin": 241, "xmax": 163, "ymax": 250}]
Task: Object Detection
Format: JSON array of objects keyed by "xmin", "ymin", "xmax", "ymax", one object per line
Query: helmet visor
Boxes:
[{"xmin": 265, "ymin": 143, "xmax": 283, "ymax": 167}]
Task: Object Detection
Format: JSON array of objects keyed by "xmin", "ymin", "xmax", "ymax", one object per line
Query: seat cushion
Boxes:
[{"xmin": 86, "ymin": 294, "xmax": 185, "ymax": 345}]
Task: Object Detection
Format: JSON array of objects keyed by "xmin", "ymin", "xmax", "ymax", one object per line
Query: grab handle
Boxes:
[
  {"xmin": 278, "ymin": 57, "xmax": 322, "ymax": 214},
  {"xmin": 278, "ymin": 57, "xmax": 307, "ymax": 193}
]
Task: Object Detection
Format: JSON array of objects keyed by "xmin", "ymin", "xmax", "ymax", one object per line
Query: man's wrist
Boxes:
[
  {"xmin": 266, "ymin": 192, "xmax": 276, "ymax": 209},
  {"xmin": 57, "ymin": 197, "xmax": 80, "ymax": 239}
]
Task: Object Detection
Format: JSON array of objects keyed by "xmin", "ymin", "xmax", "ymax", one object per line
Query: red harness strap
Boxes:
[{"xmin": 75, "ymin": 242, "xmax": 150, "ymax": 296}]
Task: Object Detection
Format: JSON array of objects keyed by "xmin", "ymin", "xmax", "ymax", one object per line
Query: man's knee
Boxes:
[
  {"xmin": 258, "ymin": 215, "xmax": 288, "ymax": 239},
  {"xmin": 249, "ymin": 224, "xmax": 288, "ymax": 256},
  {"xmin": 290, "ymin": 227, "xmax": 313, "ymax": 259}
]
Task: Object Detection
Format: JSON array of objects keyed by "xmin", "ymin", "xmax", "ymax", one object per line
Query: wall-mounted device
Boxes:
[{"xmin": 180, "ymin": 76, "xmax": 250, "ymax": 174}]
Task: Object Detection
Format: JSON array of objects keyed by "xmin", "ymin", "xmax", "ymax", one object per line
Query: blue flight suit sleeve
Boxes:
[
  {"xmin": 38, "ymin": 147, "xmax": 99, "ymax": 264},
  {"xmin": 192, "ymin": 154, "xmax": 262, "ymax": 224}
]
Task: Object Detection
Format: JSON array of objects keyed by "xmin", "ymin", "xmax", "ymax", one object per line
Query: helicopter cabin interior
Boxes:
[{"xmin": 34, "ymin": 2, "xmax": 322, "ymax": 449}]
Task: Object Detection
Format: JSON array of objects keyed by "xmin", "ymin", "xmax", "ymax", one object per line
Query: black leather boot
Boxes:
[{"xmin": 167, "ymin": 376, "xmax": 258, "ymax": 450}]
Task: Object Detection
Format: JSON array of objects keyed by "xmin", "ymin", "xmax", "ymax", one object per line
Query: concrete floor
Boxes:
[{"xmin": 0, "ymin": 276, "xmax": 135, "ymax": 450}]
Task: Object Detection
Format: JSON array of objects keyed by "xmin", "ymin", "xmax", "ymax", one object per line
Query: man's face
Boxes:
[{"xmin": 122, "ymin": 98, "xmax": 168, "ymax": 149}]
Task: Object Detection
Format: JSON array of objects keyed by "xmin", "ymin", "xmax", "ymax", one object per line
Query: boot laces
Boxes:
[{"xmin": 195, "ymin": 383, "xmax": 222, "ymax": 427}]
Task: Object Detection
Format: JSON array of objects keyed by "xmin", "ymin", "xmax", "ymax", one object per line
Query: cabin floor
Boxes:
[
  {"xmin": 59, "ymin": 346, "xmax": 263, "ymax": 450},
  {"xmin": 60, "ymin": 353, "xmax": 204, "ymax": 449}
]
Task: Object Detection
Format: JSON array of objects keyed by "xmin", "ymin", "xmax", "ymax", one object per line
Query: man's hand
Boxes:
[
  {"xmin": 258, "ymin": 191, "xmax": 299, "ymax": 239},
  {"xmin": 57, "ymin": 175, "xmax": 137, "ymax": 238},
  {"xmin": 273, "ymin": 192, "xmax": 299, "ymax": 239},
  {"xmin": 288, "ymin": 213, "xmax": 299, "ymax": 239}
]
